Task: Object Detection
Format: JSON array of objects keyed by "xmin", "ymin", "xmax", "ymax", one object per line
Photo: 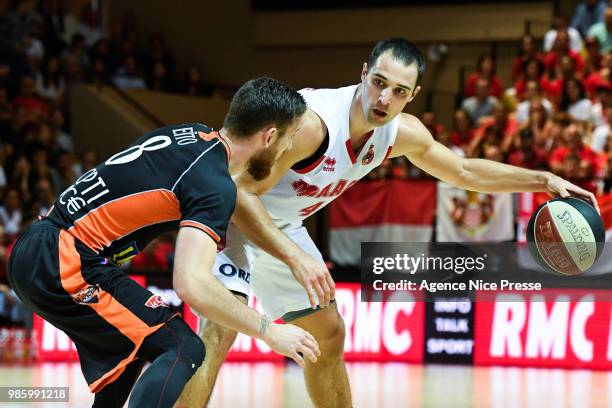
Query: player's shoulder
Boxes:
[
  {"xmin": 398, "ymin": 112, "xmax": 430, "ymax": 137},
  {"xmin": 390, "ymin": 113, "xmax": 434, "ymax": 157}
]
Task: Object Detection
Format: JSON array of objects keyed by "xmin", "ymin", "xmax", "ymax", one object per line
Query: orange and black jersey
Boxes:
[{"xmin": 47, "ymin": 123, "xmax": 235, "ymax": 265}]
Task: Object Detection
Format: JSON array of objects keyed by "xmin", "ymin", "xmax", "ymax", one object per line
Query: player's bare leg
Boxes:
[
  {"xmin": 175, "ymin": 294, "xmax": 245, "ymax": 408},
  {"xmin": 291, "ymin": 302, "xmax": 352, "ymax": 408}
]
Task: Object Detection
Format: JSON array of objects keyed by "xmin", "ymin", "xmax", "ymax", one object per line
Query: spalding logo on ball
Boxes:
[{"xmin": 527, "ymin": 197, "xmax": 605, "ymax": 275}]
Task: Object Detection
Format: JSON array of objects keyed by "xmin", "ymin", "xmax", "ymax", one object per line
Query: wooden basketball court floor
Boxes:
[{"xmin": 0, "ymin": 362, "xmax": 610, "ymax": 407}]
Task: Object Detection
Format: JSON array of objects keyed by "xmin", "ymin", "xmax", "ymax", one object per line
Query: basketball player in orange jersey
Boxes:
[
  {"xmin": 7, "ymin": 78, "xmax": 320, "ymax": 408},
  {"xmin": 178, "ymin": 39, "xmax": 598, "ymax": 408}
]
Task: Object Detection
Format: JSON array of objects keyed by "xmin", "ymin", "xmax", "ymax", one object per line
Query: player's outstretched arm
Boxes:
[
  {"xmin": 392, "ymin": 113, "xmax": 599, "ymax": 213},
  {"xmin": 173, "ymin": 227, "xmax": 320, "ymax": 367},
  {"xmin": 231, "ymin": 111, "xmax": 336, "ymax": 309}
]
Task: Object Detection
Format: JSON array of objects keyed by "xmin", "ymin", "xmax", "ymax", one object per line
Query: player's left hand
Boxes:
[
  {"xmin": 545, "ymin": 172, "xmax": 600, "ymax": 214},
  {"xmin": 287, "ymin": 252, "xmax": 335, "ymax": 309}
]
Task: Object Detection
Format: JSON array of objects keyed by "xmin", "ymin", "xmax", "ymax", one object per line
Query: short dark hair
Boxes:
[
  {"xmin": 367, "ymin": 38, "xmax": 426, "ymax": 84},
  {"xmin": 224, "ymin": 77, "xmax": 306, "ymax": 138}
]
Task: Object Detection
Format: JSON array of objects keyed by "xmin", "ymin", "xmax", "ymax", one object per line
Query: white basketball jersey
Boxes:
[{"xmin": 260, "ymin": 85, "xmax": 399, "ymax": 223}]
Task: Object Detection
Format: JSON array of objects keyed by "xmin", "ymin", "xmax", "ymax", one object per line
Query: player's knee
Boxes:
[
  {"xmin": 185, "ymin": 332, "xmax": 206, "ymax": 372},
  {"xmin": 324, "ymin": 315, "xmax": 346, "ymax": 357},
  {"xmin": 313, "ymin": 312, "xmax": 346, "ymax": 359},
  {"xmin": 167, "ymin": 318, "xmax": 206, "ymax": 372}
]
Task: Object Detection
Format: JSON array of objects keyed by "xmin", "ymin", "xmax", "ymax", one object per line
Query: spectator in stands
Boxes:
[
  {"xmin": 54, "ymin": 151, "xmax": 78, "ymax": 192},
  {"xmin": 34, "ymin": 56, "xmax": 65, "ymax": 103},
  {"xmin": 436, "ymin": 131, "xmax": 465, "ymax": 157},
  {"xmin": 112, "ymin": 54, "xmax": 147, "ymax": 90},
  {"xmin": 64, "ymin": 4, "xmax": 102, "ymax": 48},
  {"xmin": 28, "ymin": 147, "xmax": 60, "ymax": 195},
  {"xmin": 541, "ymin": 55, "xmax": 577, "ymax": 108},
  {"xmin": 587, "ymin": 6, "xmax": 612, "ymax": 54},
  {"xmin": 0, "ymin": 86, "xmax": 13, "ymax": 124},
  {"xmin": 13, "ymin": 76, "xmax": 47, "ymax": 118},
  {"xmin": 88, "ymin": 57, "xmax": 111, "ymax": 88},
  {"xmin": 572, "ymin": 0, "xmax": 607, "ymax": 38},
  {"xmin": 544, "ymin": 14, "xmax": 584, "ymax": 54},
  {"xmin": 584, "ymin": 52, "xmax": 612, "ymax": 98},
  {"xmin": 561, "ymin": 78, "xmax": 595, "ymax": 123},
  {"xmin": 473, "ymin": 102, "xmax": 519, "ymax": 153},
  {"xmin": 180, "ymin": 65, "xmax": 213, "ymax": 97},
  {"xmin": 61, "ymin": 33, "xmax": 90, "ymax": 71},
  {"xmin": 461, "ymin": 78, "xmax": 498, "ymax": 124},
  {"xmin": 146, "ymin": 61, "xmax": 174, "ymax": 92},
  {"xmin": 0, "ymin": 0, "xmax": 42, "ymax": 45},
  {"xmin": 514, "ymin": 57, "xmax": 546, "ymax": 101},
  {"xmin": 0, "ymin": 187, "xmax": 23, "ymax": 240},
  {"xmin": 464, "ymin": 53, "xmax": 503, "ymax": 98},
  {"xmin": 49, "ymin": 108, "xmax": 72, "ymax": 152},
  {"xmin": 549, "ymin": 124, "xmax": 600, "ymax": 182},
  {"xmin": 450, "ymin": 109, "xmax": 474, "ymax": 153},
  {"xmin": 512, "ymin": 35, "xmax": 545, "ymax": 83},
  {"xmin": 79, "ymin": 149, "xmax": 99, "ymax": 173},
  {"xmin": 143, "ymin": 34, "xmax": 176, "ymax": 84},
  {"xmin": 467, "ymin": 124, "xmax": 504, "ymax": 159},
  {"xmin": 89, "ymin": 39, "xmax": 116, "ymax": 79},
  {"xmin": 507, "ymin": 128, "xmax": 547, "ymax": 170},
  {"xmin": 516, "ymin": 80, "xmax": 555, "ymax": 124},
  {"xmin": 420, "ymin": 111, "xmax": 445, "ymax": 139},
  {"xmin": 62, "ymin": 54, "xmax": 85, "ymax": 94},
  {"xmin": 592, "ymin": 101, "xmax": 612, "ymax": 152},
  {"xmin": 544, "ymin": 31, "xmax": 585, "ymax": 78},
  {"xmin": 22, "ymin": 29, "xmax": 45, "ymax": 71},
  {"xmin": 31, "ymin": 178, "xmax": 54, "ymax": 217},
  {"xmin": 584, "ymin": 37, "xmax": 603, "ymax": 77}
]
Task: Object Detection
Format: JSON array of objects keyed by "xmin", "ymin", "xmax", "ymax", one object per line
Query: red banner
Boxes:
[{"xmin": 474, "ymin": 289, "xmax": 612, "ymax": 369}]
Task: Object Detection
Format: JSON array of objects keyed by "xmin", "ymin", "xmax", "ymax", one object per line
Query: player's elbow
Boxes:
[{"xmin": 173, "ymin": 274, "xmax": 197, "ymax": 305}]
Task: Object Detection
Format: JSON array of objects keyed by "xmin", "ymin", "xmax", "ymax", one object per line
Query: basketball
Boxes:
[{"xmin": 526, "ymin": 197, "xmax": 605, "ymax": 275}]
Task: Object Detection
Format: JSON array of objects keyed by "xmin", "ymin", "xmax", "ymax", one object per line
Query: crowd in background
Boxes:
[
  {"xmin": 0, "ymin": 0, "xmax": 207, "ymax": 326},
  {"xmin": 372, "ymin": 0, "xmax": 612, "ymax": 198},
  {"xmin": 1, "ymin": 0, "xmax": 612, "ymax": 327}
]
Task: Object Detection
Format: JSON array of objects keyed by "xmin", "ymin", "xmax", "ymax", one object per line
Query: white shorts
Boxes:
[{"xmin": 211, "ymin": 221, "xmax": 325, "ymax": 321}]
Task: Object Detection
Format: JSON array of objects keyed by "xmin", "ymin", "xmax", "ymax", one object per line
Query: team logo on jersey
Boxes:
[
  {"xmin": 362, "ymin": 144, "xmax": 375, "ymax": 165},
  {"xmin": 292, "ymin": 180, "xmax": 319, "ymax": 197},
  {"xmin": 145, "ymin": 295, "xmax": 170, "ymax": 309},
  {"xmin": 323, "ymin": 157, "xmax": 336, "ymax": 172},
  {"xmin": 72, "ymin": 285, "xmax": 100, "ymax": 305}
]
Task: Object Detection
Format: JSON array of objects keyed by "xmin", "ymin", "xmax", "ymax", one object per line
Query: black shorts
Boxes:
[{"xmin": 7, "ymin": 220, "xmax": 179, "ymax": 393}]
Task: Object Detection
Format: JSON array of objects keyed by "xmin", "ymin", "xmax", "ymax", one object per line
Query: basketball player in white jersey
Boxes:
[{"xmin": 177, "ymin": 39, "xmax": 598, "ymax": 407}]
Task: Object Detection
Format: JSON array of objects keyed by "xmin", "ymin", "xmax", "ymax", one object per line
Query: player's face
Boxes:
[
  {"xmin": 360, "ymin": 52, "xmax": 421, "ymax": 126},
  {"xmin": 247, "ymin": 120, "xmax": 300, "ymax": 181}
]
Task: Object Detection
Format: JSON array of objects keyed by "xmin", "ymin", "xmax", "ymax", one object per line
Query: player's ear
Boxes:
[
  {"xmin": 408, "ymin": 85, "xmax": 422, "ymax": 102},
  {"xmin": 262, "ymin": 126, "xmax": 277, "ymax": 148},
  {"xmin": 361, "ymin": 62, "xmax": 368, "ymax": 81}
]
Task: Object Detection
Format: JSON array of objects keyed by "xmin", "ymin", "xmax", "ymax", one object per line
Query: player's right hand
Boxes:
[
  {"xmin": 288, "ymin": 253, "xmax": 336, "ymax": 309},
  {"xmin": 263, "ymin": 323, "xmax": 320, "ymax": 367}
]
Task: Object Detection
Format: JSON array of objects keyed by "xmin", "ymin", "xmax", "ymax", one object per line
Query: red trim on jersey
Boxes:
[
  {"xmin": 345, "ymin": 130, "xmax": 374, "ymax": 165},
  {"xmin": 179, "ymin": 220, "xmax": 221, "ymax": 243},
  {"xmin": 383, "ymin": 146, "xmax": 393, "ymax": 161},
  {"xmin": 293, "ymin": 154, "xmax": 326, "ymax": 174},
  {"xmin": 197, "ymin": 131, "xmax": 231, "ymax": 161}
]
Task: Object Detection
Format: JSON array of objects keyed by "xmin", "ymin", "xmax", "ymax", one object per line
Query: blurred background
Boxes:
[{"xmin": 1, "ymin": 0, "xmax": 612, "ymax": 406}]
